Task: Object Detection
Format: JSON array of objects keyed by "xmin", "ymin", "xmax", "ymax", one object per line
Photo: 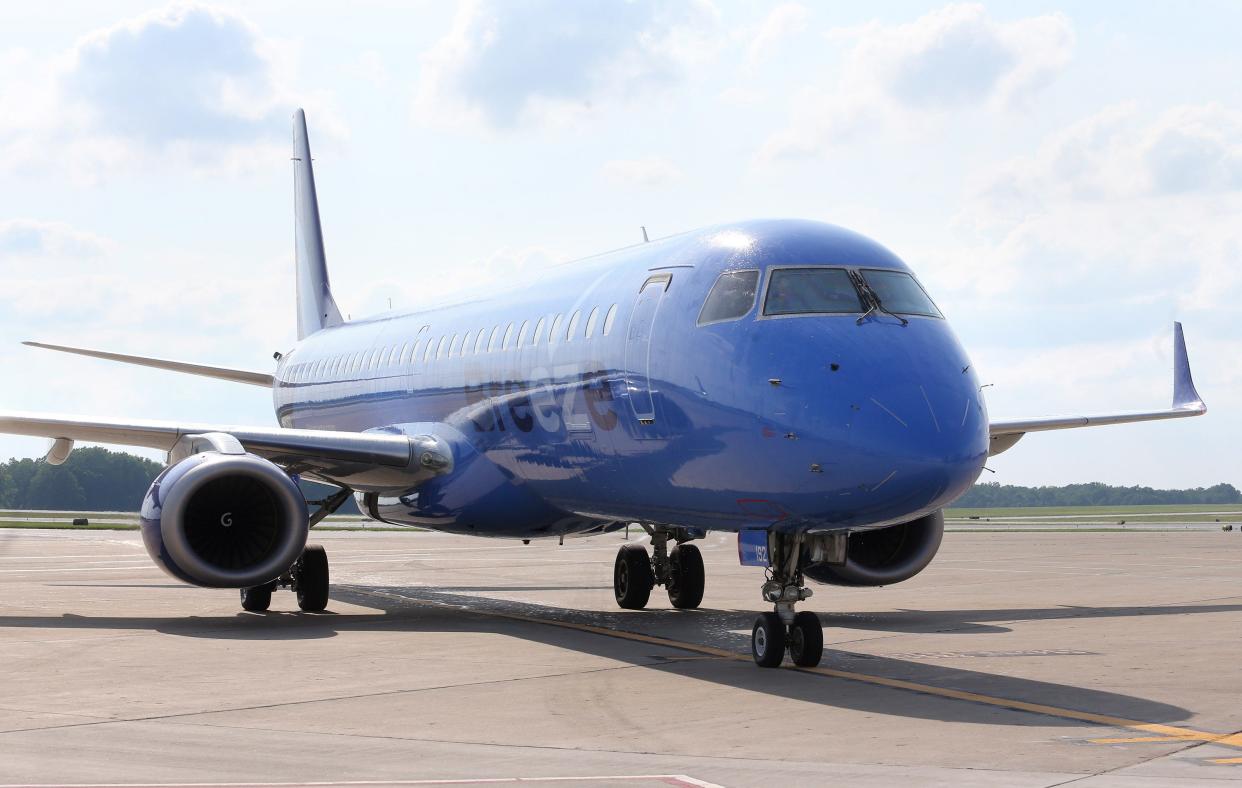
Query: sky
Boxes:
[{"xmin": 0, "ymin": 0, "xmax": 1238, "ymax": 489}]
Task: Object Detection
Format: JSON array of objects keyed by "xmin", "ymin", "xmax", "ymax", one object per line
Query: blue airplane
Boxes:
[{"xmin": 0, "ymin": 111, "xmax": 1206, "ymax": 668}]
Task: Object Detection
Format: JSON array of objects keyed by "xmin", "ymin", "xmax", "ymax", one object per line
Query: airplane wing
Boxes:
[
  {"xmin": 988, "ymin": 323, "xmax": 1206, "ymax": 456},
  {"xmin": 0, "ymin": 411, "xmax": 452, "ymax": 489},
  {"xmin": 23, "ymin": 341, "xmax": 273, "ymax": 387}
]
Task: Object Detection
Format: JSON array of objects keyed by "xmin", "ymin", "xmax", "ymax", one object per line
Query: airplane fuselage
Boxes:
[{"xmin": 273, "ymin": 219, "xmax": 990, "ymax": 538}]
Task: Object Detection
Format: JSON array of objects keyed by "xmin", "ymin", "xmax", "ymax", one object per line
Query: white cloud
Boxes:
[
  {"xmin": 745, "ymin": 3, "xmax": 810, "ymax": 68},
  {"xmin": 600, "ymin": 156, "xmax": 684, "ymax": 187},
  {"xmin": 971, "ymin": 103, "xmax": 1242, "ymax": 221},
  {"xmin": 759, "ymin": 3, "xmax": 1072, "ymax": 161},
  {"xmin": 0, "ymin": 220, "xmax": 110, "ymax": 260},
  {"xmin": 928, "ymin": 101, "xmax": 1242, "ymax": 359},
  {"xmin": 343, "ymin": 246, "xmax": 565, "ymax": 318},
  {"xmin": 0, "ymin": 4, "xmax": 342, "ymax": 180},
  {"xmin": 414, "ymin": 0, "xmax": 720, "ymax": 129}
]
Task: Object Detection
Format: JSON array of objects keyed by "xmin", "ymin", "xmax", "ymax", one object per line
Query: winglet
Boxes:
[{"xmin": 1172, "ymin": 322, "xmax": 1205, "ymax": 412}]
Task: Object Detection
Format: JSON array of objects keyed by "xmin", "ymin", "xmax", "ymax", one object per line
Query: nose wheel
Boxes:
[{"xmin": 750, "ymin": 532, "xmax": 824, "ymax": 667}]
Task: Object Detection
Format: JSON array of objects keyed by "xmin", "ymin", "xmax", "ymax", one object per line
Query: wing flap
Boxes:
[{"xmin": 988, "ymin": 323, "xmax": 1205, "ymax": 455}]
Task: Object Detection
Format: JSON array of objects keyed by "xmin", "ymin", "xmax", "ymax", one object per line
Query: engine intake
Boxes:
[
  {"xmin": 803, "ymin": 510, "xmax": 943, "ymax": 587},
  {"xmin": 140, "ymin": 451, "xmax": 308, "ymax": 588}
]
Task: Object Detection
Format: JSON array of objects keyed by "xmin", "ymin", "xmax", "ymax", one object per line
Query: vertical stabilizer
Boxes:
[{"xmin": 293, "ymin": 109, "xmax": 344, "ymax": 340}]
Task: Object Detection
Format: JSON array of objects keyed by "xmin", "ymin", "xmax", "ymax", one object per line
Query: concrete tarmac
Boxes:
[{"xmin": 3, "ymin": 527, "xmax": 1242, "ymax": 787}]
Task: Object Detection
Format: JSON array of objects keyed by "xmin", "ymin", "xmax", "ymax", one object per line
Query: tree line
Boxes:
[
  {"xmin": 955, "ymin": 481, "xmax": 1242, "ymax": 508},
  {"xmin": 0, "ymin": 448, "xmax": 1237, "ymax": 512},
  {"xmin": 0, "ymin": 448, "xmax": 360, "ymax": 514}
]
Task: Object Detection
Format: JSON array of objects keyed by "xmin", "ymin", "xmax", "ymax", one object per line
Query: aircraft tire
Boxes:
[
  {"xmin": 240, "ymin": 583, "xmax": 273, "ymax": 612},
  {"xmin": 667, "ymin": 543, "xmax": 705, "ymax": 609},
  {"xmin": 752, "ymin": 612, "xmax": 786, "ymax": 668},
  {"xmin": 614, "ymin": 544, "xmax": 654, "ymax": 609},
  {"xmin": 295, "ymin": 545, "xmax": 330, "ymax": 612},
  {"xmin": 788, "ymin": 611, "xmax": 824, "ymax": 667}
]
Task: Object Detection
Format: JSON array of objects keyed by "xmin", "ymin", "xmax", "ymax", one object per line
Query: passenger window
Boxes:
[
  {"xmin": 565, "ymin": 310, "xmax": 580, "ymax": 342},
  {"xmin": 699, "ymin": 269, "xmax": 759, "ymax": 325},
  {"xmin": 764, "ymin": 268, "xmax": 863, "ymax": 316},
  {"xmin": 502, "ymin": 322, "xmax": 515, "ymax": 350},
  {"xmin": 549, "ymin": 314, "xmax": 563, "ymax": 344},
  {"xmin": 602, "ymin": 304, "xmax": 618, "ymax": 335},
  {"xmin": 859, "ymin": 269, "xmax": 943, "ymax": 318},
  {"xmin": 584, "ymin": 307, "xmax": 599, "ymax": 337}
]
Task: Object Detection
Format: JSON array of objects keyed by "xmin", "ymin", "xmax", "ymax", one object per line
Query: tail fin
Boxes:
[{"xmin": 293, "ymin": 109, "xmax": 344, "ymax": 340}]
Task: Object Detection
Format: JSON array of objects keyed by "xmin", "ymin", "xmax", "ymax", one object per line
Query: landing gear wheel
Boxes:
[
  {"xmin": 294, "ymin": 545, "xmax": 330, "ymax": 612},
  {"xmin": 667, "ymin": 543, "xmax": 705, "ymax": 609},
  {"xmin": 788, "ymin": 611, "xmax": 824, "ymax": 667},
  {"xmin": 240, "ymin": 582, "xmax": 273, "ymax": 612},
  {"xmin": 614, "ymin": 543, "xmax": 655, "ymax": 609},
  {"xmin": 751, "ymin": 611, "xmax": 786, "ymax": 668}
]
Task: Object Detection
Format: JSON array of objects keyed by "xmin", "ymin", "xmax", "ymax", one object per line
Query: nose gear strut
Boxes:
[{"xmin": 751, "ymin": 532, "xmax": 824, "ymax": 668}]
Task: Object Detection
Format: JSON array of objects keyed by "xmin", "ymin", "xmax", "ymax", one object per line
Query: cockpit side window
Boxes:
[
  {"xmin": 763, "ymin": 267, "xmax": 863, "ymax": 316},
  {"xmin": 859, "ymin": 269, "xmax": 943, "ymax": 318},
  {"xmin": 698, "ymin": 269, "xmax": 759, "ymax": 326}
]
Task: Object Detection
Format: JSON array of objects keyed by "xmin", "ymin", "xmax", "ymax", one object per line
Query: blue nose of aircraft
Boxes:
[{"xmin": 765, "ymin": 317, "xmax": 989, "ymax": 527}]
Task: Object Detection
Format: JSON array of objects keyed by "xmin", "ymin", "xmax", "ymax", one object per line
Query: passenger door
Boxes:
[{"xmin": 623, "ymin": 273, "xmax": 671, "ymax": 424}]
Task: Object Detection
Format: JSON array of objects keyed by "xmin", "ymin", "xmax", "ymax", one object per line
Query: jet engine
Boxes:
[
  {"xmin": 803, "ymin": 510, "xmax": 943, "ymax": 587},
  {"xmin": 139, "ymin": 451, "xmax": 308, "ymax": 588}
]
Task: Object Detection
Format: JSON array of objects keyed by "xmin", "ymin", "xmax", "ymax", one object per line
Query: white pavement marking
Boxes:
[{"xmin": 0, "ymin": 777, "xmax": 724, "ymax": 788}]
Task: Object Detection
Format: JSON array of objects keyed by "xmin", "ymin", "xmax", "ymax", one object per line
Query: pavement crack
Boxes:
[{"xmin": 0, "ymin": 661, "xmax": 668, "ymax": 738}]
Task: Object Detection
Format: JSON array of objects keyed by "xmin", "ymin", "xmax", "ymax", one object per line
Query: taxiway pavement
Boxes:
[{"xmin": 3, "ymin": 527, "xmax": 1242, "ymax": 787}]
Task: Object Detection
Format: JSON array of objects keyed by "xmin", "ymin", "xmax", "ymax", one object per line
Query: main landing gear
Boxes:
[
  {"xmin": 240, "ymin": 488, "xmax": 350, "ymax": 613},
  {"xmin": 613, "ymin": 526, "xmax": 705, "ymax": 610},
  {"xmin": 239, "ymin": 544, "xmax": 331, "ymax": 613},
  {"xmin": 751, "ymin": 533, "xmax": 824, "ymax": 668}
]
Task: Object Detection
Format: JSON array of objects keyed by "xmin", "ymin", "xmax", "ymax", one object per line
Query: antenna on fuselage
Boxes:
[{"xmin": 641, "ymin": 226, "xmax": 650, "ymax": 243}]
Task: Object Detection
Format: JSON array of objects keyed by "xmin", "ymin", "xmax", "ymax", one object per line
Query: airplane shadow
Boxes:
[
  {"xmin": 818, "ymin": 602, "xmax": 1242, "ymax": 634},
  {"xmin": 1, "ymin": 581, "xmax": 1230, "ymax": 729}
]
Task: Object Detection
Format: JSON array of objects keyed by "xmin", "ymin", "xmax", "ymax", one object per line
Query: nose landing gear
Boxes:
[
  {"xmin": 612, "ymin": 526, "xmax": 706, "ymax": 610},
  {"xmin": 751, "ymin": 534, "xmax": 824, "ymax": 668}
]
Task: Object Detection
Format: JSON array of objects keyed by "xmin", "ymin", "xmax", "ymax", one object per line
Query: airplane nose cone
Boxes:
[
  {"xmin": 852, "ymin": 376, "xmax": 988, "ymax": 508},
  {"xmin": 792, "ymin": 328, "xmax": 990, "ymax": 521}
]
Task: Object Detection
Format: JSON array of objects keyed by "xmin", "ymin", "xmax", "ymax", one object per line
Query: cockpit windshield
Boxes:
[
  {"xmin": 763, "ymin": 268, "xmax": 864, "ymax": 316},
  {"xmin": 859, "ymin": 269, "xmax": 942, "ymax": 318}
]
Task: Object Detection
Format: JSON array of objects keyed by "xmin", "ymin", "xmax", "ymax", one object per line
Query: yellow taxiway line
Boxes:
[{"xmin": 349, "ymin": 587, "xmax": 1241, "ymax": 759}]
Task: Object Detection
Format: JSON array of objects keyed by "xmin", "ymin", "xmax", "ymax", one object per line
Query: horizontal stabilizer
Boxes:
[
  {"xmin": 24, "ymin": 341, "xmax": 273, "ymax": 388},
  {"xmin": 988, "ymin": 322, "xmax": 1206, "ymax": 456}
]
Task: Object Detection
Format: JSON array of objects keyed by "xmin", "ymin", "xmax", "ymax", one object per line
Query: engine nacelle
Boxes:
[
  {"xmin": 803, "ymin": 510, "xmax": 944, "ymax": 587},
  {"xmin": 140, "ymin": 451, "xmax": 308, "ymax": 588}
]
